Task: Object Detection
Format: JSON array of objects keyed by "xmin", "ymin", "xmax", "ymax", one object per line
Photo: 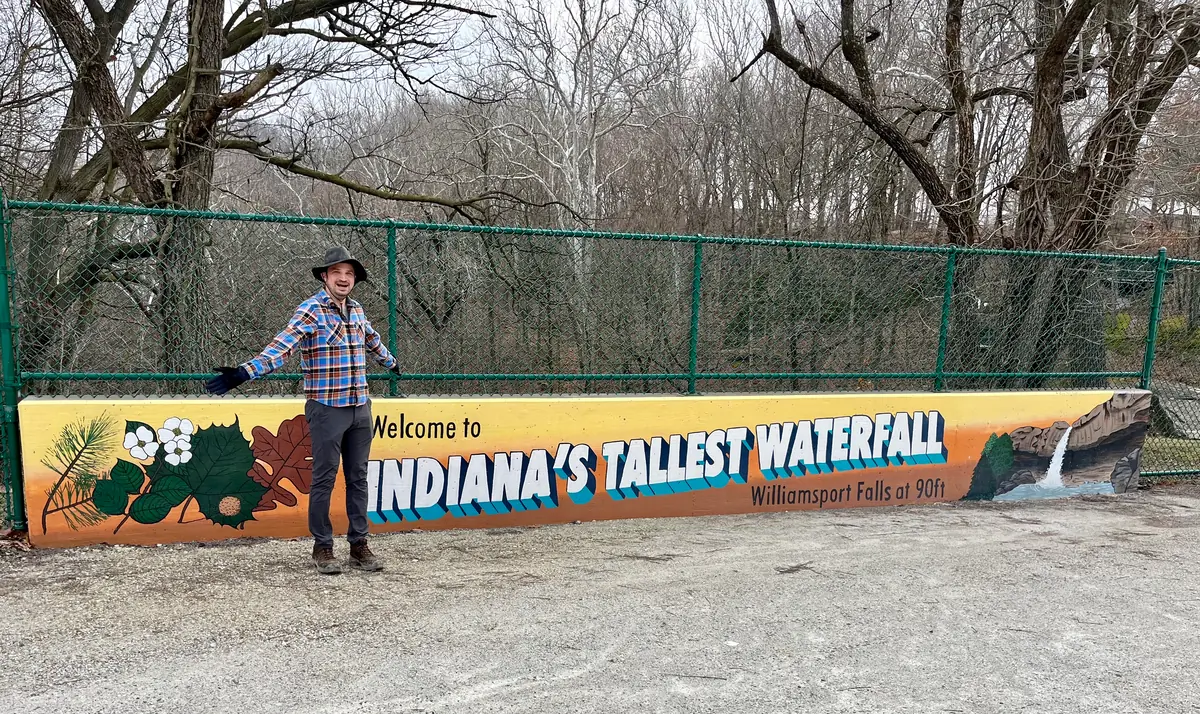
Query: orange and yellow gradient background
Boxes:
[{"xmin": 19, "ymin": 390, "xmax": 1132, "ymax": 548}]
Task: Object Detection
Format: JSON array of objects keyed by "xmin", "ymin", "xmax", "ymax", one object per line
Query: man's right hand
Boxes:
[{"xmin": 206, "ymin": 366, "xmax": 250, "ymax": 395}]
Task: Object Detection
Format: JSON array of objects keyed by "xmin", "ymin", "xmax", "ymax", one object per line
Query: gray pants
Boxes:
[{"xmin": 304, "ymin": 398, "xmax": 373, "ymax": 548}]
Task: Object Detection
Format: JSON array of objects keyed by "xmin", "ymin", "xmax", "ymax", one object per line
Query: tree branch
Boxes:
[
  {"xmin": 892, "ymin": 85, "xmax": 1085, "ymax": 117},
  {"xmin": 81, "ymin": 0, "xmax": 106, "ymax": 27},
  {"xmin": 182, "ymin": 63, "xmax": 284, "ymax": 143},
  {"xmin": 409, "ymin": 0, "xmax": 495, "ymax": 18},
  {"xmin": 945, "ymin": 0, "xmax": 978, "ymax": 221},
  {"xmin": 33, "ymin": 0, "xmax": 164, "ymax": 205},
  {"xmin": 756, "ymin": 0, "xmax": 966, "ymax": 242},
  {"xmin": 1132, "ymin": 14, "xmax": 1200, "ymax": 125},
  {"xmin": 730, "ymin": 47, "xmax": 769, "ymax": 82},
  {"xmin": 221, "ymin": 139, "xmax": 495, "ymax": 219},
  {"xmin": 220, "ymin": 64, "xmax": 284, "ymax": 111},
  {"xmin": 104, "ymin": 0, "xmax": 139, "ymax": 43},
  {"xmin": 973, "ymin": 86, "xmax": 1034, "ymax": 103},
  {"xmin": 55, "ymin": 241, "xmax": 160, "ymax": 303},
  {"xmin": 124, "ymin": 0, "xmax": 177, "ymax": 115},
  {"xmin": 1046, "ymin": 0, "xmax": 1103, "ymax": 64},
  {"xmin": 839, "ymin": 0, "xmax": 876, "ymax": 103}
]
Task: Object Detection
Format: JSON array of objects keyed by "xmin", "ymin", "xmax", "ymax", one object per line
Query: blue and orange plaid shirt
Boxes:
[{"xmin": 242, "ymin": 289, "xmax": 397, "ymax": 407}]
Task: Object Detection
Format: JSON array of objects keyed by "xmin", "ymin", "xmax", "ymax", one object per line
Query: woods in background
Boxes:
[{"xmin": 1, "ymin": 0, "xmax": 1198, "ymax": 392}]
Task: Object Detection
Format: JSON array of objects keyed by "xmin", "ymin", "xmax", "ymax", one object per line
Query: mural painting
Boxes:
[
  {"xmin": 19, "ymin": 390, "xmax": 1150, "ymax": 548},
  {"xmin": 966, "ymin": 391, "xmax": 1150, "ymax": 501}
]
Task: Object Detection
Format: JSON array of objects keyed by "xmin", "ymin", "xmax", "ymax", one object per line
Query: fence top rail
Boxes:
[{"xmin": 4, "ymin": 199, "xmax": 1164, "ymax": 263}]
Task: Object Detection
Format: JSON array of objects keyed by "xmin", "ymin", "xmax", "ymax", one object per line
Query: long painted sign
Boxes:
[{"xmin": 18, "ymin": 390, "xmax": 1150, "ymax": 548}]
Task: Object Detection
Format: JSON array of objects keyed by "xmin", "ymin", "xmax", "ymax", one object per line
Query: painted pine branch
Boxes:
[{"xmin": 40, "ymin": 414, "xmax": 115, "ymax": 534}]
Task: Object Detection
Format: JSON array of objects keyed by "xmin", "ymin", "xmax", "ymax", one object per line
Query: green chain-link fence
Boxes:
[
  {"xmin": 2, "ymin": 198, "xmax": 1199, "ymax": 530},
  {"xmin": 1145, "ymin": 256, "xmax": 1200, "ymax": 475},
  {"xmin": 0, "ymin": 193, "xmax": 18, "ymax": 532}
]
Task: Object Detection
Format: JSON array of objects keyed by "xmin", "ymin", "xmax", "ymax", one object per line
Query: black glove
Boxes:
[{"xmin": 206, "ymin": 366, "xmax": 250, "ymax": 395}]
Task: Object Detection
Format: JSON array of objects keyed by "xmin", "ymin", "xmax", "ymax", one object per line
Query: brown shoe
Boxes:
[
  {"xmin": 349, "ymin": 540, "xmax": 383, "ymax": 572},
  {"xmin": 312, "ymin": 544, "xmax": 342, "ymax": 575}
]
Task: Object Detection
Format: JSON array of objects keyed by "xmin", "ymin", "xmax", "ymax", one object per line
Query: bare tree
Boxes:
[
  {"xmin": 464, "ymin": 0, "xmax": 692, "ymax": 225},
  {"xmin": 444, "ymin": 0, "xmax": 694, "ymax": 373},
  {"xmin": 21, "ymin": 0, "xmax": 491, "ymax": 381},
  {"xmin": 737, "ymin": 0, "xmax": 1200, "ymax": 385},
  {"xmin": 0, "ymin": 1, "xmax": 69, "ymax": 197}
]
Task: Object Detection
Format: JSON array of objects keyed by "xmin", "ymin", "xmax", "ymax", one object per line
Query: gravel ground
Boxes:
[{"xmin": 3, "ymin": 486, "xmax": 1200, "ymax": 714}]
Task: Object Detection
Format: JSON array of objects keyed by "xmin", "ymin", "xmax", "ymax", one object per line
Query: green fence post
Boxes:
[
  {"xmin": 1141, "ymin": 247, "xmax": 1169, "ymax": 391},
  {"xmin": 387, "ymin": 224, "xmax": 399, "ymax": 397},
  {"xmin": 687, "ymin": 240, "xmax": 703, "ymax": 395},
  {"xmin": 933, "ymin": 246, "xmax": 957, "ymax": 392},
  {"xmin": 0, "ymin": 190, "xmax": 25, "ymax": 530}
]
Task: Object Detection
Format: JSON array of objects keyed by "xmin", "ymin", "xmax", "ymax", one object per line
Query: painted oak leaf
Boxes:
[
  {"xmin": 249, "ymin": 415, "xmax": 313, "ymax": 512},
  {"xmin": 250, "ymin": 463, "xmax": 297, "ymax": 511}
]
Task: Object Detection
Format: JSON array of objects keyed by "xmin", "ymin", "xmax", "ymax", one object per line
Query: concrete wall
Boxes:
[{"xmin": 19, "ymin": 390, "xmax": 1151, "ymax": 548}]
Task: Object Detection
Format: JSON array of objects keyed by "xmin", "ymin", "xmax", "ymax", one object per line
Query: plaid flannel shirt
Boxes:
[{"xmin": 242, "ymin": 289, "xmax": 397, "ymax": 407}]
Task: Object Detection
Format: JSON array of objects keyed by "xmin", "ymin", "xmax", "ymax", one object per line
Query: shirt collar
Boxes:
[{"xmin": 315, "ymin": 288, "xmax": 358, "ymax": 311}]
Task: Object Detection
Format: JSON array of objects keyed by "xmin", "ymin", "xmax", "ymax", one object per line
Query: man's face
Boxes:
[{"xmin": 322, "ymin": 262, "xmax": 356, "ymax": 300}]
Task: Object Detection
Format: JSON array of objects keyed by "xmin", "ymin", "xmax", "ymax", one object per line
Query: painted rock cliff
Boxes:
[{"xmin": 965, "ymin": 391, "xmax": 1151, "ymax": 500}]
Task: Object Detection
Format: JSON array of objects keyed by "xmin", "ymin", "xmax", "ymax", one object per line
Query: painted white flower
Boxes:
[
  {"xmin": 163, "ymin": 438, "xmax": 193, "ymax": 466},
  {"xmin": 158, "ymin": 417, "xmax": 195, "ymax": 444},
  {"xmin": 123, "ymin": 426, "xmax": 159, "ymax": 460}
]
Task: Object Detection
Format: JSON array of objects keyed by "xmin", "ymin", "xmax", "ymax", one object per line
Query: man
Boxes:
[{"xmin": 205, "ymin": 246, "xmax": 401, "ymax": 575}]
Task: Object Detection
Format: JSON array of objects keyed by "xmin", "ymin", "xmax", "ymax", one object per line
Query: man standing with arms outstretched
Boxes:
[{"xmin": 205, "ymin": 246, "xmax": 401, "ymax": 575}]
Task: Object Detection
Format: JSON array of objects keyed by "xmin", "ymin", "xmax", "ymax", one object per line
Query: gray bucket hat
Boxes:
[{"xmin": 312, "ymin": 245, "xmax": 368, "ymax": 283}]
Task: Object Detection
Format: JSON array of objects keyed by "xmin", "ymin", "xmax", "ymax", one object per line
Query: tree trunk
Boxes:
[
  {"xmin": 1067, "ymin": 272, "xmax": 1108, "ymax": 389},
  {"xmin": 22, "ymin": 1, "xmax": 139, "ymax": 385},
  {"xmin": 158, "ymin": 0, "xmax": 223, "ymax": 377},
  {"xmin": 996, "ymin": 257, "xmax": 1047, "ymax": 376},
  {"xmin": 1188, "ymin": 233, "xmax": 1200, "ymax": 334},
  {"xmin": 1024, "ymin": 263, "xmax": 1097, "ymax": 389},
  {"xmin": 944, "ymin": 257, "xmax": 988, "ymax": 390}
]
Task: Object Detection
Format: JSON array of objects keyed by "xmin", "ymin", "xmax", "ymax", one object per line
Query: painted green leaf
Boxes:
[
  {"xmin": 149, "ymin": 474, "xmax": 190, "ymax": 507},
  {"xmin": 145, "ymin": 454, "xmax": 180, "ymax": 484},
  {"xmin": 125, "ymin": 420, "xmax": 154, "ymax": 438},
  {"xmin": 129, "ymin": 493, "xmax": 173, "ymax": 524},
  {"xmin": 110, "ymin": 459, "xmax": 145, "ymax": 494},
  {"xmin": 92, "ymin": 479, "xmax": 129, "ymax": 516},
  {"xmin": 174, "ymin": 420, "xmax": 267, "ymax": 528},
  {"xmin": 194, "ymin": 492, "xmax": 261, "ymax": 529}
]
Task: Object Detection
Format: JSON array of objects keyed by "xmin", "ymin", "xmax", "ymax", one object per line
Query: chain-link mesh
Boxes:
[
  {"xmin": 6, "ymin": 208, "xmax": 702, "ymax": 397},
  {"xmin": 0, "ymin": 414, "xmax": 10, "ymax": 531},
  {"xmin": 0, "ymin": 201, "xmax": 1195, "ymax": 499},
  {"xmin": 696, "ymin": 243, "xmax": 946, "ymax": 392},
  {"xmin": 1146, "ymin": 258, "xmax": 1200, "ymax": 474},
  {"xmin": 940, "ymin": 251, "xmax": 1151, "ymax": 391},
  {"xmin": 0, "ymin": 195, "xmax": 16, "ymax": 532}
]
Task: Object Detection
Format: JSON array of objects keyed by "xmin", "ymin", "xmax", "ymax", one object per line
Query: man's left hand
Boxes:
[{"xmin": 389, "ymin": 364, "xmax": 406, "ymax": 398}]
